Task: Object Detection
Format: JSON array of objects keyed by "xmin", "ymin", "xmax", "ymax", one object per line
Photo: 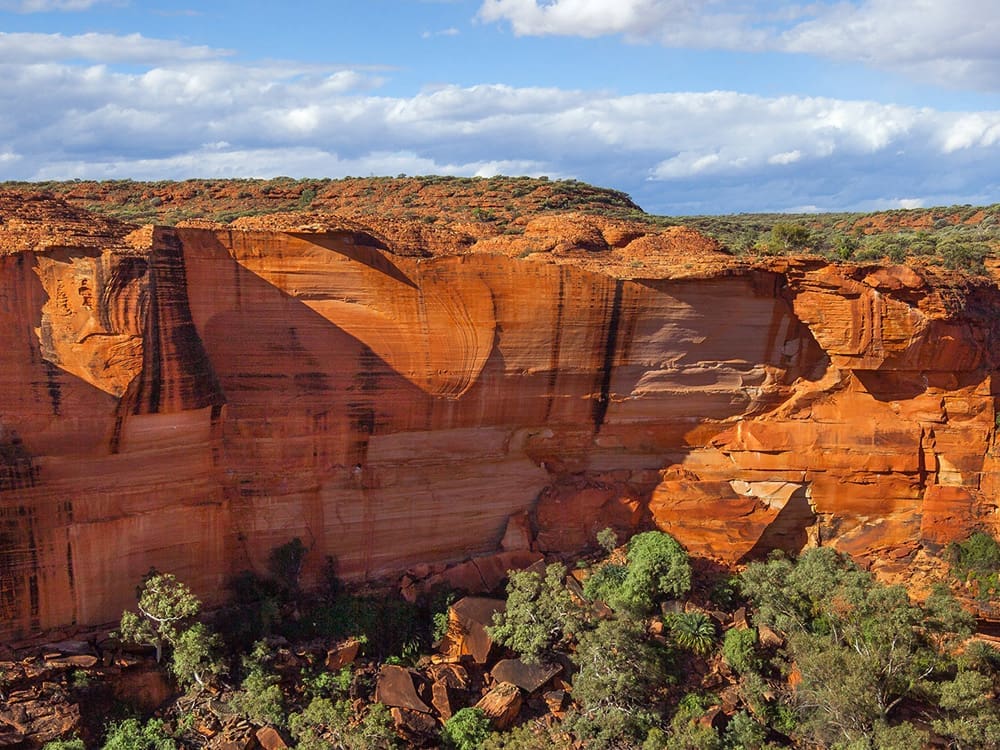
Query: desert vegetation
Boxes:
[
  {"xmin": 16, "ymin": 530, "xmax": 996, "ymax": 749},
  {"xmin": 3, "ymin": 177, "xmax": 997, "ymax": 274}
]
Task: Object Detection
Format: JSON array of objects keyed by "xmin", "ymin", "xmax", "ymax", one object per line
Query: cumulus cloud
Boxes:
[
  {"xmin": 478, "ymin": 0, "xmax": 1000, "ymax": 90},
  {"xmin": 1, "ymin": 31, "xmax": 998, "ymax": 213}
]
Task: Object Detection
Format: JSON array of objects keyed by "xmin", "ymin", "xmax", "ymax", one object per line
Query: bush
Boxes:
[
  {"xmin": 440, "ymin": 707, "xmax": 492, "ymax": 750},
  {"xmin": 722, "ymin": 627, "xmax": 759, "ymax": 674},
  {"xmin": 41, "ymin": 740, "xmax": 86, "ymax": 750},
  {"xmin": 616, "ymin": 531, "xmax": 692, "ymax": 615},
  {"xmin": 569, "ymin": 617, "xmax": 668, "ymax": 745},
  {"xmin": 229, "ymin": 642, "xmax": 286, "ymax": 727},
  {"xmin": 102, "ymin": 718, "xmax": 176, "ymax": 750},
  {"xmin": 668, "ymin": 612, "xmax": 716, "ymax": 656},
  {"xmin": 488, "ymin": 563, "xmax": 583, "ymax": 664},
  {"xmin": 948, "ymin": 531, "xmax": 1000, "ymax": 601},
  {"xmin": 582, "ymin": 562, "xmax": 628, "ymax": 605}
]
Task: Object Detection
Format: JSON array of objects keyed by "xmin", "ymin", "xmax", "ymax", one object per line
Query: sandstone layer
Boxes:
[{"xmin": 1, "ymin": 192, "xmax": 998, "ymax": 639}]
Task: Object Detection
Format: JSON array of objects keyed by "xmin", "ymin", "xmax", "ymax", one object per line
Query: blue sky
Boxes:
[{"xmin": 0, "ymin": 0, "xmax": 998, "ymax": 214}]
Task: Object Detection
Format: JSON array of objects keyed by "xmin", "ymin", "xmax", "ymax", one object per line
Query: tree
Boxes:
[
  {"xmin": 767, "ymin": 223, "xmax": 810, "ymax": 253},
  {"xmin": 118, "ymin": 573, "xmax": 200, "ymax": 663},
  {"xmin": 569, "ymin": 617, "xmax": 668, "ymax": 747},
  {"xmin": 170, "ymin": 622, "xmax": 224, "ymax": 688},
  {"xmin": 932, "ymin": 669, "xmax": 1000, "ymax": 749},
  {"xmin": 739, "ymin": 548, "xmax": 975, "ymax": 747},
  {"xmin": 722, "ymin": 627, "xmax": 760, "ymax": 674},
  {"xmin": 596, "ymin": 527, "xmax": 618, "ymax": 554},
  {"xmin": 269, "ymin": 537, "xmax": 308, "ymax": 598},
  {"xmin": 488, "ymin": 563, "xmax": 584, "ymax": 664}
]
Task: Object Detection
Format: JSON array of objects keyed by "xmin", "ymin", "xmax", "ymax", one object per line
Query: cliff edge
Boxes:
[{"xmin": 1, "ymin": 187, "xmax": 998, "ymax": 639}]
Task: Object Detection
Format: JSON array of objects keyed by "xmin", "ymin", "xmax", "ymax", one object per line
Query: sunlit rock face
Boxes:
[{"xmin": 1, "ymin": 193, "xmax": 998, "ymax": 639}]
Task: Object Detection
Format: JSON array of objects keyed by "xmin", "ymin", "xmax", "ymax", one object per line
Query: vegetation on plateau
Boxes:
[{"xmin": 3, "ymin": 176, "xmax": 997, "ymax": 274}]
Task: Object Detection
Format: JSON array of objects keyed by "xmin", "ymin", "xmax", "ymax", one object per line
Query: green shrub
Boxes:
[
  {"xmin": 668, "ymin": 612, "xmax": 716, "ymax": 655},
  {"xmin": 102, "ymin": 718, "xmax": 176, "ymax": 750},
  {"xmin": 616, "ymin": 531, "xmax": 692, "ymax": 615},
  {"xmin": 722, "ymin": 627, "xmax": 759, "ymax": 674},
  {"xmin": 948, "ymin": 531, "xmax": 1000, "ymax": 601},
  {"xmin": 41, "ymin": 740, "xmax": 86, "ymax": 750},
  {"xmin": 488, "ymin": 563, "xmax": 583, "ymax": 664},
  {"xmin": 440, "ymin": 707, "xmax": 492, "ymax": 750},
  {"xmin": 582, "ymin": 562, "xmax": 627, "ymax": 605}
]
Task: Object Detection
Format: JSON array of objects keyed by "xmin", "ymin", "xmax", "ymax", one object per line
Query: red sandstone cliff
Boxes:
[{"xmin": 1, "ymin": 192, "xmax": 998, "ymax": 640}]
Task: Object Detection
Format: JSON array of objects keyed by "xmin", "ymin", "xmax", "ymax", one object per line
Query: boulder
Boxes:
[
  {"xmin": 475, "ymin": 682, "xmax": 523, "ymax": 730},
  {"xmin": 375, "ymin": 665, "xmax": 431, "ymax": 713},
  {"xmin": 490, "ymin": 659, "xmax": 562, "ymax": 694},
  {"xmin": 441, "ymin": 598, "xmax": 506, "ymax": 664}
]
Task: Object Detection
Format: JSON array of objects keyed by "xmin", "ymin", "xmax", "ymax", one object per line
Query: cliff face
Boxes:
[{"xmin": 1, "ymin": 193, "xmax": 998, "ymax": 639}]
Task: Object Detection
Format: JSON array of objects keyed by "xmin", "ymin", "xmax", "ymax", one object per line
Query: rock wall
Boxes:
[{"xmin": 2, "ymin": 201, "xmax": 999, "ymax": 639}]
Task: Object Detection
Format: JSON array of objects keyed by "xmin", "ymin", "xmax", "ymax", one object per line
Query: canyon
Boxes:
[{"xmin": 1, "ymin": 186, "xmax": 998, "ymax": 641}]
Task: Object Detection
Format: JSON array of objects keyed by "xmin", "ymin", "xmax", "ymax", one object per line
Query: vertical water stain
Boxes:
[{"xmin": 592, "ymin": 279, "xmax": 624, "ymax": 432}]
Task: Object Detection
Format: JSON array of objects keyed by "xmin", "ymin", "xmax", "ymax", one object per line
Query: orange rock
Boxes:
[
  {"xmin": 475, "ymin": 682, "xmax": 523, "ymax": 730},
  {"xmin": 254, "ymin": 727, "xmax": 289, "ymax": 750},
  {"xmin": 375, "ymin": 665, "xmax": 431, "ymax": 713},
  {"xmin": 440, "ymin": 598, "xmax": 505, "ymax": 665},
  {"xmin": 2, "ymin": 189, "xmax": 999, "ymax": 641}
]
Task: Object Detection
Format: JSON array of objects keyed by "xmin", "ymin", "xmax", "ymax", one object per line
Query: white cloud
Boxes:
[
  {"xmin": 478, "ymin": 0, "xmax": 1000, "ymax": 91},
  {"xmin": 1, "ymin": 31, "xmax": 999, "ymax": 213},
  {"xmin": 421, "ymin": 27, "xmax": 461, "ymax": 38},
  {"xmin": 0, "ymin": 0, "xmax": 115, "ymax": 10},
  {"xmin": 0, "ymin": 32, "xmax": 228, "ymax": 63}
]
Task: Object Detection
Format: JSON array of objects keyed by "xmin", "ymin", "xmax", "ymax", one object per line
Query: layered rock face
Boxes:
[{"xmin": 1, "ymin": 194, "xmax": 998, "ymax": 639}]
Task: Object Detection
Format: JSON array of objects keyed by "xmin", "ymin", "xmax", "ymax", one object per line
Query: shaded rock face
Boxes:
[{"xmin": 1, "ymin": 197, "xmax": 999, "ymax": 639}]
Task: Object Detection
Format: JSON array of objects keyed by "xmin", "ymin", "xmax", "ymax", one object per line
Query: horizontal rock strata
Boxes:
[{"xmin": 1, "ymin": 193, "xmax": 998, "ymax": 639}]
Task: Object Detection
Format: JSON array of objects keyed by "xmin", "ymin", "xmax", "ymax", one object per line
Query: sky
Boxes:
[{"xmin": 0, "ymin": 1, "xmax": 998, "ymax": 214}]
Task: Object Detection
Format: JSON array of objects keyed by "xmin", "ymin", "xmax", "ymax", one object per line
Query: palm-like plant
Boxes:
[{"xmin": 669, "ymin": 612, "xmax": 716, "ymax": 656}]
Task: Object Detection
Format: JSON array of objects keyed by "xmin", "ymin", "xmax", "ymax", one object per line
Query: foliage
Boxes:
[
  {"xmin": 488, "ymin": 563, "xmax": 584, "ymax": 664},
  {"xmin": 229, "ymin": 641, "xmax": 286, "ymax": 727},
  {"xmin": 614, "ymin": 531, "xmax": 692, "ymax": 615},
  {"xmin": 289, "ymin": 698, "xmax": 352, "ymax": 750},
  {"xmin": 101, "ymin": 718, "xmax": 176, "ymax": 750},
  {"xmin": 289, "ymin": 698, "xmax": 399, "ymax": 750},
  {"xmin": 440, "ymin": 707, "xmax": 493, "ymax": 750},
  {"xmin": 722, "ymin": 627, "xmax": 760, "ymax": 674},
  {"xmin": 931, "ymin": 669, "xmax": 1000, "ymax": 749},
  {"xmin": 739, "ymin": 547, "xmax": 990, "ymax": 747},
  {"xmin": 170, "ymin": 621, "xmax": 224, "ymax": 688},
  {"xmin": 582, "ymin": 562, "xmax": 628, "ymax": 605},
  {"xmin": 118, "ymin": 573, "xmax": 201, "ymax": 663},
  {"xmin": 721, "ymin": 711, "xmax": 767, "ymax": 750},
  {"xmin": 596, "ymin": 526, "xmax": 618, "ymax": 553},
  {"xmin": 948, "ymin": 530, "xmax": 1000, "ymax": 601},
  {"xmin": 668, "ymin": 612, "xmax": 716, "ymax": 655},
  {"xmin": 302, "ymin": 665, "xmax": 353, "ymax": 700},
  {"xmin": 291, "ymin": 594, "xmax": 422, "ymax": 658},
  {"xmin": 480, "ymin": 721, "xmax": 574, "ymax": 750},
  {"xmin": 41, "ymin": 740, "xmax": 86, "ymax": 750},
  {"xmin": 766, "ymin": 223, "xmax": 810, "ymax": 253},
  {"xmin": 568, "ymin": 617, "xmax": 668, "ymax": 746},
  {"xmin": 664, "ymin": 694, "xmax": 721, "ymax": 750}
]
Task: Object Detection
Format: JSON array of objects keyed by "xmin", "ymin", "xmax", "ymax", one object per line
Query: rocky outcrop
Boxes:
[{"xmin": 1, "ymin": 192, "xmax": 998, "ymax": 640}]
